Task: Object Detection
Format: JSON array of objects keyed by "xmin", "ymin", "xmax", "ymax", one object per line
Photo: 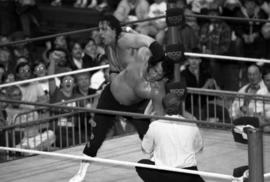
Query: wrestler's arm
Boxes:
[
  {"xmin": 135, "ymin": 80, "xmax": 166, "ymax": 116},
  {"xmin": 119, "ymin": 33, "xmax": 164, "ymax": 63},
  {"xmin": 119, "ymin": 33, "xmax": 155, "ymax": 49}
]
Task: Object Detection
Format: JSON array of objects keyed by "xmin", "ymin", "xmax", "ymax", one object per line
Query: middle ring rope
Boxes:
[{"xmin": 0, "ymin": 146, "xmax": 234, "ymax": 180}]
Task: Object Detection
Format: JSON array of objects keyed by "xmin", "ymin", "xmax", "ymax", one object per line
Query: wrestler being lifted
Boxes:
[{"xmin": 69, "ymin": 16, "xmax": 174, "ymax": 182}]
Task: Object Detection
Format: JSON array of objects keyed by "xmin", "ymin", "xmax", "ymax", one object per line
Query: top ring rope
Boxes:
[
  {"xmin": 0, "ymin": 52, "xmax": 269, "ymax": 89},
  {"xmin": 1, "ymin": 11, "xmax": 270, "ymax": 47},
  {"xmin": 0, "ymin": 147, "xmax": 233, "ymax": 180},
  {"xmin": 0, "ymin": 64, "xmax": 109, "ymax": 89}
]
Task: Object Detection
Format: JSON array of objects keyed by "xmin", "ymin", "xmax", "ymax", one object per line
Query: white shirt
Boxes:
[
  {"xmin": 142, "ymin": 115, "xmax": 203, "ymax": 168},
  {"xmin": 73, "ymin": 58, "xmax": 82, "ymax": 69},
  {"xmin": 19, "ymin": 82, "xmax": 45, "ymax": 109},
  {"xmin": 230, "ymin": 80, "xmax": 268, "ymax": 119}
]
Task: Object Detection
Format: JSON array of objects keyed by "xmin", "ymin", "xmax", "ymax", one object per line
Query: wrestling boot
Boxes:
[{"xmin": 69, "ymin": 157, "xmax": 90, "ymax": 182}]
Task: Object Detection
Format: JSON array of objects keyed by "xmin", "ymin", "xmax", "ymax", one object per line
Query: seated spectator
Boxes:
[
  {"xmin": 113, "ymin": 0, "xmax": 149, "ymax": 27},
  {"xmin": 73, "ymin": 72, "xmax": 97, "ymax": 140},
  {"xmin": 136, "ymin": 0, "xmax": 167, "ymax": 44},
  {"xmin": 199, "ymin": 7, "xmax": 231, "ymax": 55},
  {"xmin": 184, "ymin": 7, "xmax": 200, "ymax": 37},
  {"xmin": 0, "ymin": 87, "xmax": 23, "ymax": 149},
  {"xmin": 90, "ymin": 55, "xmax": 109, "ymax": 91},
  {"xmin": 230, "ymin": 64, "xmax": 268, "ymax": 120},
  {"xmin": 82, "ymin": 38, "xmax": 102, "ymax": 68},
  {"xmin": 199, "ymin": 6, "xmax": 232, "ymax": 89},
  {"xmin": 234, "ymin": 0, "xmax": 268, "ymax": 58},
  {"xmin": 48, "ymin": 52, "xmax": 79, "ymax": 147},
  {"xmin": 0, "ymin": 46, "xmax": 14, "ymax": 73},
  {"xmin": 181, "ymin": 48, "xmax": 230, "ymax": 123},
  {"xmin": 15, "ymin": 62, "xmax": 47, "ymax": 109},
  {"xmin": 33, "ymin": 61, "xmax": 49, "ymax": 95},
  {"xmin": 5, "ymin": 86, "xmax": 55, "ymax": 151},
  {"xmin": 69, "ymin": 40, "xmax": 84, "ymax": 70},
  {"xmin": 91, "ymin": 30, "xmax": 105, "ymax": 55},
  {"xmin": 74, "ymin": 72, "xmax": 97, "ymax": 104}
]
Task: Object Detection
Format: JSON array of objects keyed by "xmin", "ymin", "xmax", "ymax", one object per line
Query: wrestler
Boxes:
[
  {"xmin": 69, "ymin": 55, "xmax": 174, "ymax": 182},
  {"xmin": 98, "ymin": 14, "xmax": 164, "ymax": 80}
]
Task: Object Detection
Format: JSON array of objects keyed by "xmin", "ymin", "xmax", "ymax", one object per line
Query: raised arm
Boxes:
[
  {"xmin": 119, "ymin": 33, "xmax": 164, "ymax": 61},
  {"xmin": 135, "ymin": 80, "xmax": 166, "ymax": 116},
  {"xmin": 48, "ymin": 53, "xmax": 57, "ymax": 96}
]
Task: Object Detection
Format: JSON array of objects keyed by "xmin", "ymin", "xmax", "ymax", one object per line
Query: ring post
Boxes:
[
  {"xmin": 166, "ymin": 0, "xmax": 182, "ymax": 82},
  {"xmin": 245, "ymin": 127, "xmax": 264, "ymax": 182}
]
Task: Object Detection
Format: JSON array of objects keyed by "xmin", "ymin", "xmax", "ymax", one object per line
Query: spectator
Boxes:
[
  {"xmin": 230, "ymin": 64, "xmax": 268, "ymax": 120},
  {"xmin": 114, "ymin": 0, "xmax": 149, "ymax": 27},
  {"xmin": 234, "ymin": 0, "xmax": 268, "ymax": 58},
  {"xmin": 136, "ymin": 92, "xmax": 205, "ymax": 182},
  {"xmin": 33, "ymin": 61, "xmax": 50, "ymax": 95},
  {"xmin": 4, "ymin": 86, "xmax": 39, "ymax": 149},
  {"xmin": 181, "ymin": 48, "xmax": 231, "ymax": 123},
  {"xmin": 48, "ymin": 50, "xmax": 78, "ymax": 148},
  {"xmin": 74, "ymin": 72, "xmax": 97, "ymax": 101},
  {"xmin": 69, "ymin": 40, "xmax": 84, "ymax": 70},
  {"xmin": 199, "ymin": 6, "xmax": 232, "ymax": 89},
  {"xmin": 15, "ymin": 0, "xmax": 41, "ymax": 37},
  {"xmin": 0, "ymin": 47, "xmax": 13, "ymax": 73},
  {"xmin": 15, "ymin": 62, "xmax": 46, "ymax": 109},
  {"xmin": 136, "ymin": 0, "xmax": 167, "ymax": 44},
  {"xmin": 82, "ymin": 38, "xmax": 102, "ymax": 68},
  {"xmin": 200, "ymin": 7, "xmax": 231, "ymax": 55}
]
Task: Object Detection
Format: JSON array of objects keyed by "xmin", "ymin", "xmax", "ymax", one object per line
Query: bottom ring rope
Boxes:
[{"xmin": 0, "ymin": 146, "xmax": 233, "ymax": 180}]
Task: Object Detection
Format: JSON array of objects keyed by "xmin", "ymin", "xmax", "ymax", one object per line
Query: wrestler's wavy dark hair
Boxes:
[
  {"xmin": 148, "ymin": 56, "xmax": 174, "ymax": 81},
  {"xmin": 99, "ymin": 14, "xmax": 122, "ymax": 40}
]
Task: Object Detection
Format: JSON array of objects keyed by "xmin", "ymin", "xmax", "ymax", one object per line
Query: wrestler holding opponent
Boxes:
[
  {"xmin": 69, "ymin": 53, "xmax": 174, "ymax": 182},
  {"xmin": 98, "ymin": 14, "xmax": 164, "ymax": 80}
]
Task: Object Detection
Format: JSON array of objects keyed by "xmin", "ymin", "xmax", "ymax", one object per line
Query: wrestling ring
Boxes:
[{"xmin": 1, "ymin": 0, "xmax": 270, "ymax": 181}]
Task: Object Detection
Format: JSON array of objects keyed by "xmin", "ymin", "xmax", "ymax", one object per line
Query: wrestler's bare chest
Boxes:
[{"xmin": 110, "ymin": 66, "xmax": 147, "ymax": 106}]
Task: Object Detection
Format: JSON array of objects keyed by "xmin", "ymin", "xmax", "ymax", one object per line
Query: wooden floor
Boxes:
[{"xmin": 1, "ymin": 128, "xmax": 270, "ymax": 182}]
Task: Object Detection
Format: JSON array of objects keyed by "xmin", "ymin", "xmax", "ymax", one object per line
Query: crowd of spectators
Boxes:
[{"xmin": 1, "ymin": 0, "xmax": 270, "ymax": 157}]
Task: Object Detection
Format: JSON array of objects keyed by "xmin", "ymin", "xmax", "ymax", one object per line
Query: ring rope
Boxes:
[
  {"xmin": 0, "ymin": 146, "xmax": 233, "ymax": 180},
  {"xmin": 0, "ymin": 64, "xmax": 109, "ymax": 89},
  {"xmin": 1, "ymin": 12, "xmax": 270, "ymax": 47},
  {"xmin": 1, "ymin": 52, "xmax": 269, "ymax": 89},
  {"xmin": 184, "ymin": 52, "xmax": 270, "ymax": 64},
  {"xmin": 0, "ymin": 98, "xmax": 233, "ymax": 130}
]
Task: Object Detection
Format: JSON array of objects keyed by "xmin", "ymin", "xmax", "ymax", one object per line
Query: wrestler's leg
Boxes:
[
  {"xmin": 70, "ymin": 85, "xmax": 116, "ymax": 182},
  {"xmin": 83, "ymin": 114, "xmax": 115, "ymax": 156}
]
